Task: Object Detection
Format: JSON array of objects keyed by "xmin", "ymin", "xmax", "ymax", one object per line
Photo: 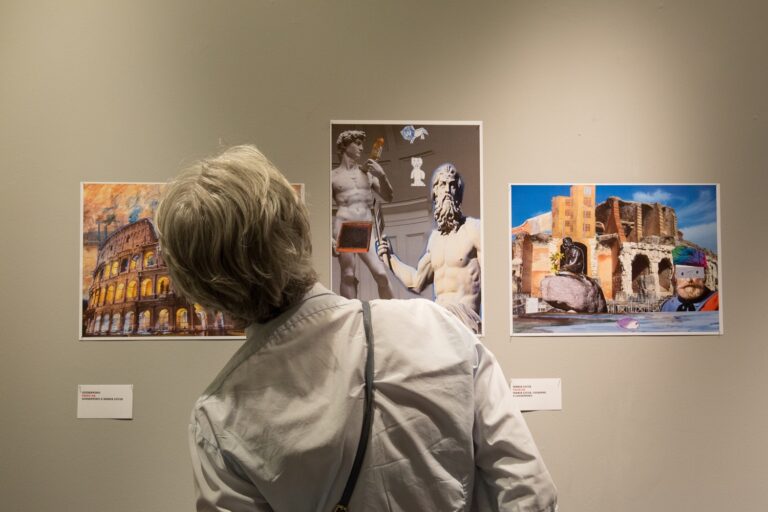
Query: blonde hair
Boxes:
[{"xmin": 155, "ymin": 145, "xmax": 316, "ymax": 324}]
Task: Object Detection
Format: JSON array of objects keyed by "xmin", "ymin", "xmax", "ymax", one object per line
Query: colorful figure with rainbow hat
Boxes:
[{"xmin": 660, "ymin": 246, "xmax": 719, "ymax": 312}]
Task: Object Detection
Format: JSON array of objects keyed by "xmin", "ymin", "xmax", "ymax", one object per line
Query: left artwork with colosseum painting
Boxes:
[{"xmin": 79, "ymin": 183, "xmax": 246, "ymax": 340}]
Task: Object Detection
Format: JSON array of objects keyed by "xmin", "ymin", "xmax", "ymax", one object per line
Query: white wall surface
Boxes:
[{"xmin": 1, "ymin": 1, "xmax": 766, "ymax": 510}]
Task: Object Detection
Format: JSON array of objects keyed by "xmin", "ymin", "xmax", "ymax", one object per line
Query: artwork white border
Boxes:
[
  {"xmin": 508, "ymin": 183, "xmax": 723, "ymax": 337},
  {"xmin": 329, "ymin": 120, "xmax": 485, "ymax": 336},
  {"xmin": 78, "ymin": 181, "xmax": 246, "ymax": 341}
]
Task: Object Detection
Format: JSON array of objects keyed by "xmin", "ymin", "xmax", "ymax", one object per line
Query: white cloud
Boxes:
[
  {"xmin": 675, "ymin": 189, "xmax": 717, "ymax": 225},
  {"xmin": 632, "ymin": 189, "xmax": 673, "ymax": 203},
  {"xmin": 679, "ymin": 222, "xmax": 719, "ymax": 253}
]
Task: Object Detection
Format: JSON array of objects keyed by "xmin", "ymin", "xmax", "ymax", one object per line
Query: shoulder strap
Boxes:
[{"xmin": 334, "ymin": 301, "xmax": 375, "ymax": 512}]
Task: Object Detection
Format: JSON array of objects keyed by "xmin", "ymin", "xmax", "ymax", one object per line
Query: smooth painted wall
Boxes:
[{"xmin": 1, "ymin": 1, "xmax": 766, "ymax": 510}]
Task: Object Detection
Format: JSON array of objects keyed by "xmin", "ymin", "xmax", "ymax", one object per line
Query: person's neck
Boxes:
[{"xmin": 340, "ymin": 154, "xmax": 359, "ymax": 170}]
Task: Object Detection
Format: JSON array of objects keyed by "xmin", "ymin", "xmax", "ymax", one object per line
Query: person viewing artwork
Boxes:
[{"xmin": 156, "ymin": 145, "xmax": 558, "ymax": 511}]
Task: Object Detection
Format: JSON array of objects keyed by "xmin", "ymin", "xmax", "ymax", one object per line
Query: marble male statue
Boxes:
[
  {"xmin": 378, "ymin": 163, "xmax": 482, "ymax": 333},
  {"xmin": 332, "ymin": 129, "xmax": 395, "ymax": 299}
]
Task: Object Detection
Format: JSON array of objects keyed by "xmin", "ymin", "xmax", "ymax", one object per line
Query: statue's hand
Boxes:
[
  {"xmin": 376, "ymin": 236, "xmax": 392, "ymax": 260},
  {"xmin": 364, "ymin": 159, "xmax": 386, "ymax": 178}
]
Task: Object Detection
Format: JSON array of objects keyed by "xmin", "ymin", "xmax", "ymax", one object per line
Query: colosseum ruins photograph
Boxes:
[
  {"xmin": 80, "ymin": 183, "xmax": 244, "ymax": 340},
  {"xmin": 510, "ymin": 184, "xmax": 721, "ymax": 336}
]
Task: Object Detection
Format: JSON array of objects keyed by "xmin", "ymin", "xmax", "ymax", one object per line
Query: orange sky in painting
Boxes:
[
  {"xmin": 82, "ymin": 183, "xmax": 166, "ymax": 233},
  {"xmin": 81, "ymin": 183, "xmax": 166, "ymax": 297}
]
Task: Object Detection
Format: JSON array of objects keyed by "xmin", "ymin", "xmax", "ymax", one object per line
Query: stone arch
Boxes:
[
  {"xmin": 631, "ymin": 254, "xmax": 652, "ymax": 296},
  {"xmin": 127, "ymin": 280, "xmax": 138, "ymax": 299},
  {"xmin": 176, "ymin": 308, "xmax": 189, "ymax": 330},
  {"xmin": 92, "ymin": 315, "xmax": 101, "ymax": 334},
  {"xmin": 156, "ymin": 276, "xmax": 170, "ymax": 296},
  {"xmin": 194, "ymin": 304, "xmax": 207, "ymax": 331},
  {"xmin": 106, "ymin": 285, "xmax": 116, "ymax": 304},
  {"xmin": 123, "ymin": 311, "xmax": 135, "ymax": 334},
  {"xmin": 141, "ymin": 278, "xmax": 153, "ymax": 298},
  {"xmin": 143, "ymin": 251, "xmax": 156, "ymax": 268},
  {"xmin": 115, "ymin": 282, "xmax": 126, "ymax": 302},
  {"xmin": 138, "ymin": 310, "xmax": 151, "ymax": 333},
  {"xmin": 110, "ymin": 260, "xmax": 119, "ymax": 277},
  {"xmin": 658, "ymin": 258, "xmax": 673, "ymax": 294},
  {"xmin": 157, "ymin": 309, "xmax": 170, "ymax": 331},
  {"xmin": 110, "ymin": 312, "xmax": 121, "ymax": 333},
  {"xmin": 99, "ymin": 314, "xmax": 110, "ymax": 333}
]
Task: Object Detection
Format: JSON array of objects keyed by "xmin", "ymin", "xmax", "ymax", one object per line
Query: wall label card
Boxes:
[
  {"xmin": 510, "ymin": 378, "xmax": 562, "ymax": 411},
  {"xmin": 77, "ymin": 384, "xmax": 133, "ymax": 419}
]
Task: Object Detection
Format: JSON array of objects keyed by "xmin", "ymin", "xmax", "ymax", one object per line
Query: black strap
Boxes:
[{"xmin": 334, "ymin": 301, "xmax": 375, "ymax": 512}]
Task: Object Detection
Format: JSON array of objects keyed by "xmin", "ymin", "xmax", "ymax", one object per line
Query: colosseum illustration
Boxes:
[{"xmin": 82, "ymin": 217, "xmax": 240, "ymax": 338}]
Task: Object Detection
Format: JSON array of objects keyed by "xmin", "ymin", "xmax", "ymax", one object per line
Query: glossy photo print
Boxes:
[
  {"xmin": 79, "ymin": 182, "xmax": 246, "ymax": 340},
  {"xmin": 330, "ymin": 121, "xmax": 484, "ymax": 334},
  {"xmin": 509, "ymin": 184, "xmax": 722, "ymax": 336}
]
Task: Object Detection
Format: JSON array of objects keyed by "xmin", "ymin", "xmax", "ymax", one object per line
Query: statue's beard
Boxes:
[{"xmin": 434, "ymin": 193, "xmax": 464, "ymax": 234}]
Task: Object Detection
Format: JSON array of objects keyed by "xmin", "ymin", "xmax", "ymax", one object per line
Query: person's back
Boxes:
[
  {"xmin": 190, "ymin": 292, "xmax": 556, "ymax": 511},
  {"xmin": 156, "ymin": 145, "xmax": 557, "ymax": 511}
]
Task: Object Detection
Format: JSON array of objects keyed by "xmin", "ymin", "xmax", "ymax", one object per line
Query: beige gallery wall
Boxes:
[{"xmin": 1, "ymin": 1, "xmax": 767, "ymax": 510}]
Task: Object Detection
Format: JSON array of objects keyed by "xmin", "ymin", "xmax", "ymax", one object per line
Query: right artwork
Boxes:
[{"xmin": 509, "ymin": 184, "xmax": 722, "ymax": 336}]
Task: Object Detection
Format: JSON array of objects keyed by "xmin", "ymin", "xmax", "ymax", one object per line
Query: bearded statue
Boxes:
[{"xmin": 431, "ymin": 163, "xmax": 465, "ymax": 234}]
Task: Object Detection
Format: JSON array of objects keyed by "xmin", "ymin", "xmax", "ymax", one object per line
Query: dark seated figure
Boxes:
[
  {"xmin": 559, "ymin": 237, "xmax": 587, "ymax": 275},
  {"xmin": 540, "ymin": 237, "xmax": 607, "ymax": 313}
]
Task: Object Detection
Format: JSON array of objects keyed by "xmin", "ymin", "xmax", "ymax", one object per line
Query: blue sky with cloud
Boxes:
[{"xmin": 510, "ymin": 184, "xmax": 719, "ymax": 253}]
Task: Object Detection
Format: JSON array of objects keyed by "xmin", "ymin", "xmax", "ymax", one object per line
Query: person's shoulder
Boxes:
[
  {"xmin": 660, "ymin": 296, "xmax": 678, "ymax": 311},
  {"xmin": 371, "ymin": 298, "xmax": 473, "ymax": 336}
]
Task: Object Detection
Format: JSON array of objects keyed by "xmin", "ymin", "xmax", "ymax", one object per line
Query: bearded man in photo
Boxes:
[{"xmin": 378, "ymin": 163, "xmax": 482, "ymax": 333}]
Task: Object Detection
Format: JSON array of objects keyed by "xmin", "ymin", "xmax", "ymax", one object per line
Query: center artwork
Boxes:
[{"xmin": 330, "ymin": 121, "xmax": 484, "ymax": 334}]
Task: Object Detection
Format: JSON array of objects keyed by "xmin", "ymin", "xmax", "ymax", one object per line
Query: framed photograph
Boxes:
[
  {"xmin": 79, "ymin": 182, "xmax": 246, "ymax": 340},
  {"xmin": 330, "ymin": 121, "xmax": 484, "ymax": 334},
  {"xmin": 509, "ymin": 184, "xmax": 722, "ymax": 336}
]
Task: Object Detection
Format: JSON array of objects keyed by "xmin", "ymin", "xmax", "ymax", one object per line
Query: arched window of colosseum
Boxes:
[
  {"xmin": 157, "ymin": 309, "xmax": 170, "ymax": 331},
  {"xmin": 110, "ymin": 313, "xmax": 121, "ymax": 333},
  {"xmin": 99, "ymin": 286, "xmax": 107, "ymax": 306},
  {"xmin": 120, "ymin": 258, "xmax": 129, "ymax": 273},
  {"xmin": 100, "ymin": 315, "xmax": 110, "ymax": 333},
  {"xmin": 130, "ymin": 254, "xmax": 140, "ymax": 271},
  {"xmin": 631, "ymin": 254, "xmax": 652, "ymax": 297},
  {"xmin": 176, "ymin": 308, "xmax": 189, "ymax": 330},
  {"xmin": 115, "ymin": 282, "xmax": 125, "ymax": 302},
  {"xmin": 92, "ymin": 315, "xmax": 101, "ymax": 334},
  {"xmin": 215, "ymin": 312, "xmax": 224, "ymax": 328},
  {"xmin": 106, "ymin": 285, "xmax": 116, "ymax": 304},
  {"xmin": 144, "ymin": 251, "xmax": 156, "ymax": 268},
  {"xmin": 110, "ymin": 260, "xmax": 119, "ymax": 277},
  {"xmin": 156, "ymin": 276, "xmax": 170, "ymax": 296},
  {"xmin": 123, "ymin": 312, "xmax": 134, "ymax": 334},
  {"xmin": 141, "ymin": 279, "xmax": 153, "ymax": 298},
  {"xmin": 658, "ymin": 258, "xmax": 673, "ymax": 293},
  {"xmin": 127, "ymin": 280, "xmax": 138, "ymax": 299},
  {"xmin": 194, "ymin": 304, "xmax": 207, "ymax": 330},
  {"xmin": 138, "ymin": 310, "xmax": 151, "ymax": 333}
]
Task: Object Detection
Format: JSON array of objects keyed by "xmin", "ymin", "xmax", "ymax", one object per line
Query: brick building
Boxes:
[
  {"xmin": 82, "ymin": 218, "xmax": 238, "ymax": 337},
  {"xmin": 513, "ymin": 194, "xmax": 718, "ymax": 302}
]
